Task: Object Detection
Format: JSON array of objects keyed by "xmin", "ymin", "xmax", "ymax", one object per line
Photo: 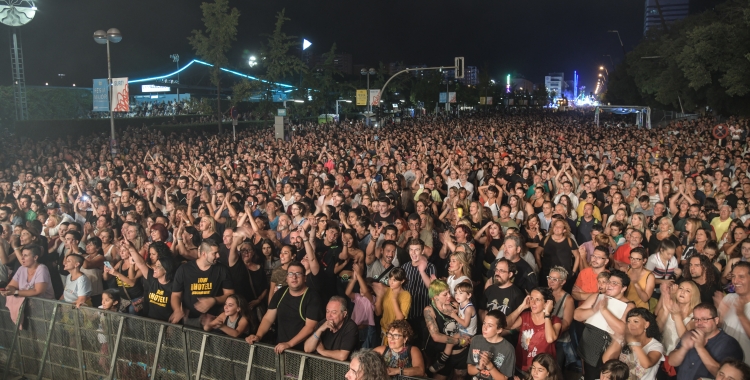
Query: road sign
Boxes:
[
  {"xmin": 278, "ymin": 108, "xmax": 287, "ymax": 117},
  {"xmin": 713, "ymin": 124, "xmax": 729, "ymax": 139}
]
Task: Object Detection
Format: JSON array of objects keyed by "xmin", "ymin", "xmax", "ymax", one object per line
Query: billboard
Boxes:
[
  {"xmin": 448, "ymin": 92, "xmax": 457, "ymax": 103},
  {"xmin": 111, "ymin": 77, "xmax": 130, "ymax": 112},
  {"xmin": 93, "ymin": 79, "xmax": 109, "ymax": 111},
  {"xmin": 369, "ymin": 89, "xmax": 380, "ymax": 106},
  {"xmin": 356, "ymin": 90, "xmax": 367, "ymax": 106},
  {"xmin": 439, "ymin": 92, "xmax": 447, "ymax": 103}
]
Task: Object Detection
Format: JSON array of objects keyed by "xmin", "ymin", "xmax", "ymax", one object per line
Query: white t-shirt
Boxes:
[
  {"xmin": 618, "ymin": 337, "xmax": 664, "ymax": 380},
  {"xmin": 721, "ymin": 293, "xmax": 750, "ymax": 365},
  {"xmin": 63, "ymin": 273, "xmax": 92, "ymax": 303}
]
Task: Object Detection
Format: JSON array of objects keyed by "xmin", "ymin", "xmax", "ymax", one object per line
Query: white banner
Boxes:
[
  {"xmin": 448, "ymin": 92, "xmax": 457, "ymax": 103},
  {"xmin": 370, "ymin": 89, "xmax": 381, "ymax": 106},
  {"xmin": 111, "ymin": 77, "xmax": 130, "ymax": 112}
]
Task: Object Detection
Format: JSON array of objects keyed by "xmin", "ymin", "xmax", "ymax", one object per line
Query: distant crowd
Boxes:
[{"xmin": 1, "ymin": 112, "xmax": 750, "ymax": 380}]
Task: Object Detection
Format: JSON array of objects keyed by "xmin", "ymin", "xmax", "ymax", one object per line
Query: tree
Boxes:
[
  {"xmin": 297, "ymin": 43, "xmax": 345, "ymax": 116},
  {"xmin": 533, "ymin": 84, "xmax": 550, "ymax": 107},
  {"xmin": 188, "ymin": 0, "xmax": 240, "ymax": 133},
  {"xmin": 260, "ymin": 8, "xmax": 308, "ymax": 110}
]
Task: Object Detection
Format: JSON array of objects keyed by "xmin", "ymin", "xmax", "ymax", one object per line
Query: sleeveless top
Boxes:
[
  {"xmin": 426, "ymin": 304, "xmax": 462, "ymax": 353},
  {"xmin": 225, "ymin": 315, "xmax": 239, "ymax": 329},
  {"xmin": 484, "ymin": 200, "xmax": 500, "ymax": 218},
  {"xmin": 662, "ymin": 312, "xmax": 692, "ymax": 352},
  {"xmin": 280, "ymin": 195, "xmax": 295, "ymax": 213},
  {"xmin": 383, "ymin": 345, "xmax": 413, "ymax": 370}
]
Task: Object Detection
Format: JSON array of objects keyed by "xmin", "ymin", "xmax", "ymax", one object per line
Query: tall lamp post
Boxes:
[
  {"xmin": 607, "ymin": 30, "xmax": 626, "ymax": 56},
  {"xmin": 599, "ymin": 66, "xmax": 609, "ymax": 76},
  {"xmin": 361, "ymin": 68, "xmax": 376, "ymax": 125},
  {"xmin": 94, "ymin": 28, "xmax": 122, "ymax": 157},
  {"xmin": 170, "ymin": 54, "xmax": 180, "ymax": 101}
]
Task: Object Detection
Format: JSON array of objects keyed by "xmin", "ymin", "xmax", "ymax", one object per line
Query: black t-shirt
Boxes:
[
  {"xmin": 269, "ymin": 286, "xmax": 323, "ymax": 349},
  {"xmin": 317, "ymin": 319, "xmax": 359, "ymax": 357},
  {"xmin": 144, "ymin": 269, "xmax": 174, "ymax": 322},
  {"xmin": 314, "ymin": 239, "xmax": 342, "ymax": 302},
  {"xmin": 512, "ymin": 258, "xmax": 537, "ymax": 294},
  {"xmin": 696, "ymin": 277, "xmax": 723, "ymax": 304},
  {"xmin": 482, "ymin": 284, "xmax": 525, "ymax": 347},
  {"xmin": 202, "ymin": 233, "xmax": 221, "ymax": 244},
  {"xmin": 373, "ymin": 212, "xmax": 397, "ymax": 226},
  {"xmin": 173, "ymin": 261, "xmax": 234, "ymax": 318},
  {"xmin": 541, "ymin": 237, "xmax": 577, "ymax": 282},
  {"xmin": 227, "ymin": 257, "xmax": 254, "ymax": 303}
]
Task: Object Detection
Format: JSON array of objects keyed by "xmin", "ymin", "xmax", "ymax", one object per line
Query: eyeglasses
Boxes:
[
  {"xmin": 608, "ymin": 281, "xmax": 623, "ymax": 287},
  {"xmin": 386, "ymin": 333, "xmax": 403, "ymax": 339},
  {"xmin": 546, "ymin": 276, "xmax": 562, "ymax": 283},
  {"xmin": 692, "ymin": 317, "xmax": 716, "ymax": 323},
  {"xmin": 287, "ymin": 272, "xmax": 304, "ymax": 278}
]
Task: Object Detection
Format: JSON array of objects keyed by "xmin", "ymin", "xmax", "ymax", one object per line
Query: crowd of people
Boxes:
[{"xmin": 2, "ymin": 111, "xmax": 750, "ymax": 380}]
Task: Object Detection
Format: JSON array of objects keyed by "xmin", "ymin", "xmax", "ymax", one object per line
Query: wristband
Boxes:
[
  {"xmin": 313, "ymin": 333, "xmax": 320, "ymax": 340},
  {"xmin": 627, "ymin": 342, "xmax": 642, "ymax": 347}
]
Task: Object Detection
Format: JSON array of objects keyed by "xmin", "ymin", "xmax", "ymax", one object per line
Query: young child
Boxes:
[
  {"xmin": 203, "ymin": 294, "xmax": 250, "ymax": 338},
  {"xmin": 429, "ymin": 282, "xmax": 476, "ymax": 373},
  {"xmin": 345, "ymin": 264, "xmax": 378, "ymax": 348},
  {"xmin": 609, "ymin": 222, "xmax": 625, "ymax": 247},
  {"xmin": 466, "ymin": 310, "xmax": 515, "ymax": 379},
  {"xmin": 99, "ymin": 289, "xmax": 122, "ymax": 312}
]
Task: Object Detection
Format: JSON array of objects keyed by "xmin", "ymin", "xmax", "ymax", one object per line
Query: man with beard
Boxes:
[
  {"xmin": 685, "ymin": 254, "xmax": 723, "ymax": 304},
  {"xmin": 573, "ymin": 246, "xmax": 610, "ymax": 301},
  {"xmin": 481, "ymin": 258, "xmax": 525, "ymax": 345},
  {"xmin": 246, "ymin": 261, "xmax": 323, "ymax": 354},
  {"xmin": 170, "ymin": 240, "xmax": 234, "ymax": 326}
]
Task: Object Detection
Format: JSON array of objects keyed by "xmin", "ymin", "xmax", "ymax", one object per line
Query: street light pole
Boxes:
[
  {"xmin": 94, "ymin": 28, "xmax": 122, "ymax": 157},
  {"xmin": 607, "ymin": 30, "xmax": 626, "ymax": 56},
  {"xmin": 603, "ymin": 54, "xmax": 615, "ymax": 68},
  {"xmin": 361, "ymin": 68, "xmax": 376, "ymax": 125}
]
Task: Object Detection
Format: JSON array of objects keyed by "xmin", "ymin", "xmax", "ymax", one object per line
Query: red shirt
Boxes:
[
  {"xmin": 613, "ymin": 243, "xmax": 636, "ymax": 266},
  {"xmin": 515, "ymin": 311, "xmax": 561, "ymax": 371}
]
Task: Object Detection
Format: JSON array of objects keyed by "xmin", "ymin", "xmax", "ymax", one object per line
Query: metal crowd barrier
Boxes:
[{"xmin": 0, "ymin": 296, "xmax": 428, "ymax": 380}]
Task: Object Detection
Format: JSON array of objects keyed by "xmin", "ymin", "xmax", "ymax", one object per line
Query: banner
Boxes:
[
  {"xmin": 110, "ymin": 77, "xmax": 130, "ymax": 112},
  {"xmin": 480, "ymin": 97, "xmax": 493, "ymax": 105},
  {"xmin": 448, "ymin": 92, "xmax": 457, "ymax": 103},
  {"xmin": 356, "ymin": 90, "xmax": 367, "ymax": 106},
  {"xmin": 369, "ymin": 89, "xmax": 380, "ymax": 106},
  {"xmin": 486, "ymin": 96, "xmax": 493, "ymax": 105},
  {"xmin": 439, "ymin": 92, "xmax": 447, "ymax": 103},
  {"xmin": 93, "ymin": 78, "xmax": 109, "ymax": 111}
]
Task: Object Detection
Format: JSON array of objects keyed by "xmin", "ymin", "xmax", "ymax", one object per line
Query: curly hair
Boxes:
[{"xmin": 386, "ymin": 320, "xmax": 414, "ymax": 344}]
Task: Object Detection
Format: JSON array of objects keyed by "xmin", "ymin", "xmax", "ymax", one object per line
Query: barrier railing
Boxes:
[{"xmin": 0, "ymin": 296, "xmax": 428, "ymax": 380}]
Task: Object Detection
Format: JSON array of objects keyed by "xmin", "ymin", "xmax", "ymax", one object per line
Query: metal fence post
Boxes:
[
  {"xmin": 194, "ymin": 334, "xmax": 208, "ymax": 380},
  {"xmin": 105, "ymin": 316, "xmax": 125, "ymax": 380},
  {"xmin": 2, "ymin": 299, "xmax": 25, "ymax": 379},
  {"xmin": 73, "ymin": 309, "xmax": 86, "ymax": 380},
  {"xmin": 36, "ymin": 303, "xmax": 59, "ymax": 380},
  {"xmin": 182, "ymin": 329, "xmax": 191, "ymax": 380},
  {"xmin": 149, "ymin": 325, "xmax": 166, "ymax": 380},
  {"xmin": 243, "ymin": 344, "xmax": 255, "ymax": 380},
  {"xmin": 297, "ymin": 355, "xmax": 306, "ymax": 380},
  {"xmin": 276, "ymin": 352, "xmax": 284, "ymax": 380}
]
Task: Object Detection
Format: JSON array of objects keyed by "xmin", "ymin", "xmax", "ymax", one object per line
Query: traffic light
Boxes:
[{"xmin": 454, "ymin": 57, "xmax": 465, "ymax": 79}]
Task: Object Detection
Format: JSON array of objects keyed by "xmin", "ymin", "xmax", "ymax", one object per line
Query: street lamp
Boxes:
[
  {"xmin": 607, "ymin": 30, "xmax": 626, "ymax": 56},
  {"xmin": 94, "ymin": 28, "xmax": 122, "ymax": 157},
  {"xmin": 335, "ymin": 99, "xmax": 351, "ymax": 117},
  {"xmin": 603, "ymin": 54, "xmax": 615, "ymax": 67},
  {"xmin": 361, "ymin": 67, "xmax": 376, "ymax": 125},
  {"xmin": 170, "ymin": 54, "xmax": 180, "ymax": 101},
  {"xmin": 248, "ymin": 55, "xmax": 257, "ymax": 67}
]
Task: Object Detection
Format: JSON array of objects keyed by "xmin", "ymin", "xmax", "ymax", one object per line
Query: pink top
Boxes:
[
  {"xmin": 351, "ymin": 293, "xmax": 375, "ymax": 326},
  {"xmin": 13, "ymin": 264, "xmax": 55, "ymax": 299}
]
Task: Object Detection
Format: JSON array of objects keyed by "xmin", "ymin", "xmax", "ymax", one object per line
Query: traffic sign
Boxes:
[
  {"xmin": 278, "ymin": 108, "xmax": 287, "ymax": 117},
  {"xmin": 713, "ymin": 124, "xmax": 729, "ymax": 140}
]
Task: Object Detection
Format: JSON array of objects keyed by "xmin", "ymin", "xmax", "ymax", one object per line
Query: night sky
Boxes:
[{"xmin": 0, "ymin": 0, "xmax": 647, "ymax": 92}]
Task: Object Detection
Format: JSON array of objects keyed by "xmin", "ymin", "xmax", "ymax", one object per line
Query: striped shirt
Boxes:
[
  {"xmin": 402, "ymin": 259, "xmax": 435, "ymax": 320},
  {"xmin": 645, "ymin": 253, "xmax": 678, "ymax": 280}
]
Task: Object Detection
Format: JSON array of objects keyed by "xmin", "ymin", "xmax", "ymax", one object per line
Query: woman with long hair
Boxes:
[
  {"xmin": 656, "ymin": 280, "xmax": 699, "ymax": 355},
  {"xmin": 630, "ymin": 212, "xmax": 647, "ymax": 234},
  {"xmin": 467, "ymin": 201, "xmax": 485, "ymax": 231},
  {"xmin": 474, "ymin": 221, "xmax": 504, "ymax": 277},
  {"xmin": 127, "ymin": 241, "xmax": 177, "ymax": 322},
  {"xmin": 508, "ymin": 195, "xmax": 526, "ymax": 225},
  {"xmin": 478, "ymin": 185, "xmax": 502, "ymax": 219},
  {"xmin": 446, "ymin": 251, "xmax": 471, "ymax": 296},
  {"xmin": 602, "ymin": 308, "xmax": 664, "ymax": 380}
]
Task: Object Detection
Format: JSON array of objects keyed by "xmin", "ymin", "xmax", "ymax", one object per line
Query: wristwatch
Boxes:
[{"xmin": 14, "ymin": 290, "xmax": 19, "ymax": 296}]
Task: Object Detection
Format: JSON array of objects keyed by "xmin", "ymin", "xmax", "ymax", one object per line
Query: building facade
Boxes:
[
  {"xmin": 544, "ymin": 73, "xmax": 565, "ymax": 98},
  {"xmin": 644, "ymin": 0, "xmax": 690, "ymax": 35}
]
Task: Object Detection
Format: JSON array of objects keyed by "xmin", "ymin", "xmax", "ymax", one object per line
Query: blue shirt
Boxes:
[{"xmin": 675, "ymin": 329, "xmax": 742, "ymax": 380}]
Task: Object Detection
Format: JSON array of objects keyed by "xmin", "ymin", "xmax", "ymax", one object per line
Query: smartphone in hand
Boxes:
[{"xmin": 104, "ymin": 261, "xmax": 113, "ymax": 270}]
